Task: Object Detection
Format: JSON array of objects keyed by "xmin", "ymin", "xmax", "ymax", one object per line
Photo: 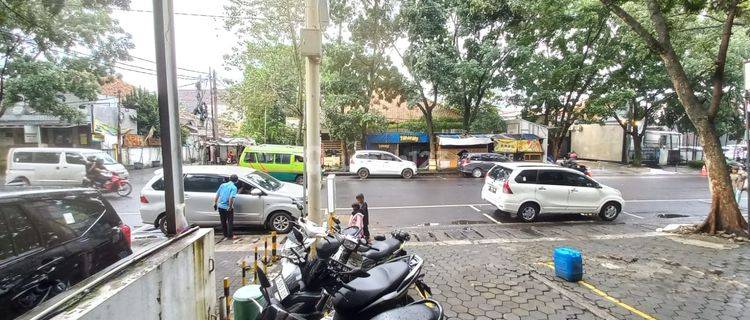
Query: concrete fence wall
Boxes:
[{"xmin": 52, "ymin": 228, "xmax": 217, "ymax": 320}]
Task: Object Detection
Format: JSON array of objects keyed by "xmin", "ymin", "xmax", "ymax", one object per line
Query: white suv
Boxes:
[
  {"xmin": 481, "ymin": 163, "xmax": 624, "ymax": 222},
  {"xmin": 349, "ymin": 150, "xmax": 418, "ymax": 179}
]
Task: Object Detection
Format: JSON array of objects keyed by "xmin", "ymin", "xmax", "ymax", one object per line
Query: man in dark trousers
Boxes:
[
  {"xmin": 213, "ymin": 174, "xmax": 239, "ymax": 239},
  {"xmin": 355, "ymin": 193, "xmax": 370, "ymax": 242}
]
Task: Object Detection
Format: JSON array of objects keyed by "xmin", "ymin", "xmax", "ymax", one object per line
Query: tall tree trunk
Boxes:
[
  {"xmin": 632, "ymin": 133, "xmax": 643, "ymax": 167},
  {"xmin": 697, "ymin": 120, "xmax": 749, "ymax": 234},
  {"xmin": 462, "ymin": 100, "xmax": 471, "ymax": 133},
  {"xmin": 425, "ymin": 112, "xmax": 436, "ymax": 171}
]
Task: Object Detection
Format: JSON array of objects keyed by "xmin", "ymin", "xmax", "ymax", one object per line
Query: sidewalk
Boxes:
[
  {"xmin": 579, "ymin": 160, "xmax": 700, "ymax": 176},
  {"xmin": 212, "ymin": 222, "xmax": 749, "ymax": 319}
]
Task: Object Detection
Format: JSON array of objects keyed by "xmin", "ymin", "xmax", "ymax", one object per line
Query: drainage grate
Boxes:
[{"xmin": 657, "ymin": 213, "xmax": 690, "ymax": 218}]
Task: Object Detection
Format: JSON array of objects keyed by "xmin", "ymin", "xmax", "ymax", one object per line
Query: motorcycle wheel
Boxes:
[{"xmin": 117, "ymin": 182, "xmax": 133, "ymax": 197}]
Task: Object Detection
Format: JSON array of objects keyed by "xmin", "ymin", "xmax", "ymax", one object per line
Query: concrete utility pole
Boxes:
[
  {"xmin": 301, "ymin": 0, "xmax": 325, "ymax": 223},
  {"xmin": 153, "ymin": 0, "xmax": 188, "ymax": 236}
]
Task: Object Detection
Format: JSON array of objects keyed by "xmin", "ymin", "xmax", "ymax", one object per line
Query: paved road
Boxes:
[{"xmin": 111, "ymin": 168, "xmax": 743, "ymax": 231}]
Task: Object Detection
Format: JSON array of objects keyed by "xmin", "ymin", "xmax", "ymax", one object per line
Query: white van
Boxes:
[{"xmin": 4, "ymin": 147, "xmax": 129, "ymax": 186}]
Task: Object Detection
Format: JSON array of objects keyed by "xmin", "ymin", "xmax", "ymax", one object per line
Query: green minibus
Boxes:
[{"xmin": 239, "ymin": 144, "xmax": 305, "ymax": 183}]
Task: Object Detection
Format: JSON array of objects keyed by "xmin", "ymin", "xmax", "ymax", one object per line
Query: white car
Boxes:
[
  {"xmin": 481, "ymin": 163, "xmax": 624, "ymax": 222},
  {"xmin": 140, "ymin": 166, "xmax": 304, "ymax": 233},
  {"xmin": 5, "ymin": 147, "xmax": 129, "ymax": 186},
  {"xmin": 349, "ymin": 150, "xmax": 418, "ymax": 179}
]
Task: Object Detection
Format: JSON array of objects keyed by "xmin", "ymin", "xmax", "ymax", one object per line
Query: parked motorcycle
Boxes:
[
  {"xmin": 83, "ymin": 173, "xmax": 132, "ymax": 197},
  {"xmin": 557, "ymin": 159, "xmax": 591, "ymax": 176},
  {"xmin": 256, "ymin": 246, "xmax": 441, "ymax": 320}
]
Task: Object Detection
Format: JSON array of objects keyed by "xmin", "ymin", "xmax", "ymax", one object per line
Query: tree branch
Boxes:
[
  {"xmin": 600, "ymin": 0, "xmax": 663, "ymax": 53},
  {"xmin": 708, "ymin": 0, "xmax": 740, "ymax": 121}
]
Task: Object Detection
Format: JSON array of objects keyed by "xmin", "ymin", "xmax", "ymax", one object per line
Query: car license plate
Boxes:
[
  {"xmin": 274, "ymin": 275, "xmax": 289, "ymax": 300},
  {"xmin": 489, "ymin": 185, "xmax": 497, "ymax": 193}
]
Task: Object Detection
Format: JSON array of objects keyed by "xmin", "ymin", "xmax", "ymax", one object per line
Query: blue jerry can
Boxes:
[{"xmin": 553, "ymin": 247, "xmax": 583, "ymax": 282}]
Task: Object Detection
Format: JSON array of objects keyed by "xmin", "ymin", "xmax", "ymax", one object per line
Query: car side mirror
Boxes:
[{"xmin": 250, "ymin": 188, "xmax": 263, "ymax": 196}]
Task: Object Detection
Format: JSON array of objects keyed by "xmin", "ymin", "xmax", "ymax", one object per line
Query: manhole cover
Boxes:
[{"xmin": 657, "ymin": 213, "xmax": 689, "ymax": 218}]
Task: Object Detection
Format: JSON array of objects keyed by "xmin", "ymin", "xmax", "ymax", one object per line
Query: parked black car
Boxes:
[
  {"xmin": 0, "ymin": 188, "xmax": 132, "ymax": 318},
  {"xmin": 458, "ymin": 153, "xmax": 509, "ymax": 178}
]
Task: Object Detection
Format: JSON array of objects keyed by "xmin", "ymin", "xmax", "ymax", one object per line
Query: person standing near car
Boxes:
[
  {"xmin": 730, "ymin": 166, "xmax": 747, "ymax": 203},
  {"xmin": 214, "ymin": 174, "xmax": 239, "ymax": 239},
  {"xmin": 355, "ymin": 193, "xmax": 370, "ymax": 242}
]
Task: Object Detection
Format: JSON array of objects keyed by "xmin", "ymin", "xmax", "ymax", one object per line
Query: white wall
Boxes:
[
  {"xmin": 570, "ymin": 124, "xmax": 624, "ymax": 162},
  {"xmin": 52, "ymin": 228, "xmax": 216, "ymax": 320}
]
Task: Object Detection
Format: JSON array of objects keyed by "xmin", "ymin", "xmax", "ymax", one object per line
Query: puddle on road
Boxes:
[{"xmin": 657, "ymin": 213, "xmax": 690, "ymax": 218}]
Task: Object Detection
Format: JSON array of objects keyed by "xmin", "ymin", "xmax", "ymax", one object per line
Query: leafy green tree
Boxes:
[
  {"xmin": 512, "ymin": 1, "xmax": 617, "ymax": 160},
  {"xmin": 122, "ymin": 87, "xmax": 159, "ymax": 136},
  {"xmin": 322, "ymin": 42, "xmax": 400, "ymax": 148},
  {"xmin": 0, "ymin": 0, "xmax": 131, "ymax": 120},
  {"xmin": 470, "ymin": 105, "xmax": 506, "ymax": 134},
  {"xmin": 442, "ymin": 0, "xmax": 518, "ymax": 132},
  {"xmin": 226, "ymin": 44, "xmax": 299, "ymax": 145},
  {"xmin": 600, "ymin": 0, "xmax": 748, "ymax": 234},
  {"xmin": 224, "ymin": 0, "xmax": 305, "ymax": 142}
]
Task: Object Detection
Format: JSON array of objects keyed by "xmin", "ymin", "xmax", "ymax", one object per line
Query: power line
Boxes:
[
  {"xmin": 112, "ymin": 8, "xmax": 246, "ymax": 20},
  {"xmin": 128, "ymin": 55, "xmax": 207, "ymax": 74}
]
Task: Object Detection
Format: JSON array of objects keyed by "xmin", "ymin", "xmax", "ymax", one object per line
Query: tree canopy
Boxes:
[{"xmin": 0, "ymin": 0, "xmax": 132, "ymax": 120}]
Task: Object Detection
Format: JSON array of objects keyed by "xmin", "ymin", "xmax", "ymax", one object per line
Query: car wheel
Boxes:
[
  {"xmin": 472, "ymin": 168, "xmax": 484, "ymax": 178},
  {"xmin": 518, "ymin": 203, "xmax": 539, "ymax": 222},
  {"xmin": 357, "ymin": 168, "xmax": 370, "ymax": 179},
  {"xmin": 401, "ymin": 168, "xmax": 414, "ymax": 179},
  {"xmin": 599, "ymin": 202, "xmax": 621, "ymax": 221},
  {"xmin": 268, "ymin": 211, "xmax": 293, "ymax": 233},
  {"xmin": 156, "ymin": 213, "xmax": 168, "ymax": 235},
  {"xmin": 295, "ymin": 175, "xmax": 304, "ymax": 185}
]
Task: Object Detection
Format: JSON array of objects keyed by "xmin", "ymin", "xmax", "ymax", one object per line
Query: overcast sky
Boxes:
[{"xmin": 111, "ymin": 0, "xmax": 241, "ymax": 91}]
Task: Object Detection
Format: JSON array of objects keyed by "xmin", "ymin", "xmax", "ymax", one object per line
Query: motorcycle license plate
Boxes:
[
  {"xmin": 274, "ymin": 275, "xmax": 289, "ymax": 300},
  {"xmin": 489, "ymin": 185, "xmax": 497, "ymax": 193}
]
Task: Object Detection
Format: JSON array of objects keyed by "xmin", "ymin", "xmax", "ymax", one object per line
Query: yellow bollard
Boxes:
[
  {"xmin": 263, "ymin": 238, "xmax": 269, "ymax": 266},
  {"xmin": 271, "ymin": 231, "xmax": 277, "ymax": 262},
  {"xmin": 253, "ymin": 246, "xmax": 258, "ymax": 284},
  {"xmin": 241, "ymin": 260, "xmax": 247, "ymax": 286},
  {"xmin": 223, "ymin": 277, "xmax": 231, "ymax": 315},
  {"xmin": 328, "ymin": 213, "xmax": 335, "ymax": 234}
]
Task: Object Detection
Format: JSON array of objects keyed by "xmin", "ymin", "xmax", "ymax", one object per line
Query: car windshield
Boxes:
[
  {"xmin": 83, "ymin": 152, "xmax": 117, "ymax": 165},
  {"xmin": 246, "ymin": 171, "xmax": 282, "ymax": 191}
]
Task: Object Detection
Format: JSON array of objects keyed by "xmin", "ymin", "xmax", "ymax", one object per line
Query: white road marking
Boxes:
[
  {"xmin": 333, "ymin": 203, "xmax": 491, "ymax": 211},
  {"xmin": 626, "ymin": 198, "xmax": 711, "ymax": 203},
  {"xmin": 482, "ymin": 213, "xmax": 502, "ymax": 225},
  {"xmin": 469, "ymin": 205, "xmax": 481, "ymax": 212},
  {"xmin": 622, "ymin": 211, "xmax": 644, "ymax": 219}
]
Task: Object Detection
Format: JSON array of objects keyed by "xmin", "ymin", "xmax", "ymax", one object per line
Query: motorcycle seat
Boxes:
[
  {"xmin": 369, "ymin": 303, "xmax": 441, "ymax": 320},
  {"xmin": 332, "ymin": 260, "xmax": 410, "ymax": 314},
  {"xmin": 361, "ymin": 237, "xmax": 402, "ymax": 261}
]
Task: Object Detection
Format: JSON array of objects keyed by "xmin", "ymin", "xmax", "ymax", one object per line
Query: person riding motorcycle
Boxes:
[{"xmin": 87, "ymin": 158, "xmax": 112, "ymax": 187}]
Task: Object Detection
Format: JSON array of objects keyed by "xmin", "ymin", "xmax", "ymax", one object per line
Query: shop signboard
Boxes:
[
  {"xmin": 400, "ymin": 135, "xmax": 420, "ymax": 143},
  {"xmin": 517, "ymin": 139, "xmax": 543, "ymax": 153},
  {"xmin": 495, "ymin": 138, "xmax": 517, "ymax": 153}
]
